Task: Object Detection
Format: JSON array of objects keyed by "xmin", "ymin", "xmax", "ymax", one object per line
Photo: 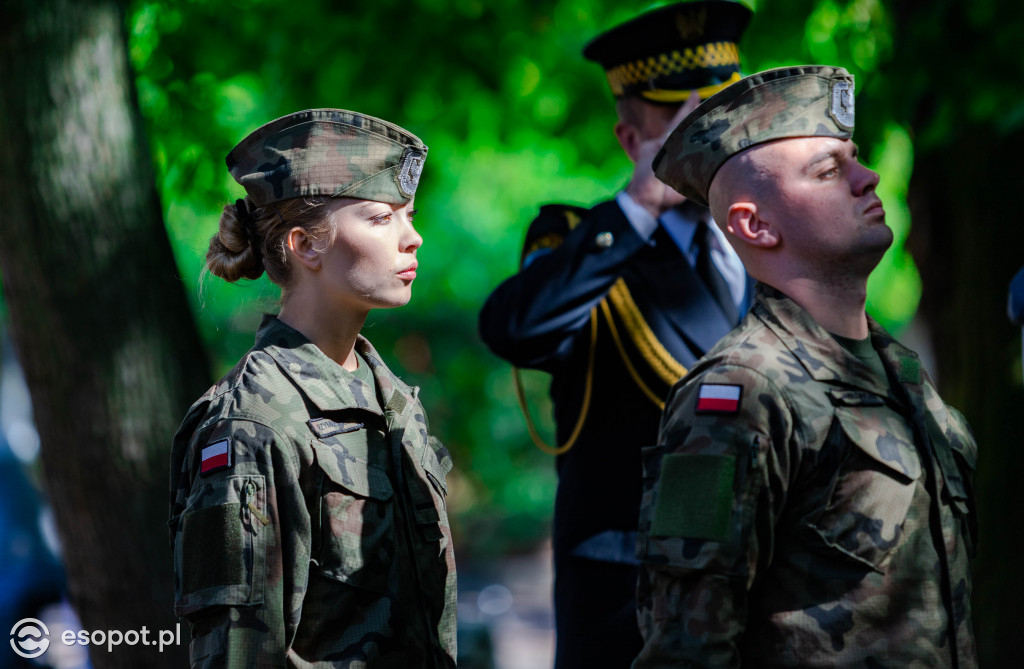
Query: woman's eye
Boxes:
[{"xmin": 370, "ymin": 213, "xmax": 392, "ymax": 225}]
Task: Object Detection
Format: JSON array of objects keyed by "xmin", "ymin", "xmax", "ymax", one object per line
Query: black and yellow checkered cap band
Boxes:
[{"xmin": 606, "ymin": 41, "xmax": 742, "ymax": 102}]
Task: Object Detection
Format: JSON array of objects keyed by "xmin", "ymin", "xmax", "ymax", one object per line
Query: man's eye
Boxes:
[{"xmin": 820, "ymin": 167, "xmax": 838, "ymax": 179}]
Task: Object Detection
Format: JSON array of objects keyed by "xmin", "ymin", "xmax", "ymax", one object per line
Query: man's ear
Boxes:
[
  {"xmin": 727, "ymin": 202, "xmax": 780, "ymax": 249},
  {"xmin": 614, "ymin": 121, "xmax": 643, "ymax": 163},
  {"xmin": 285, "ymin": 227, "xmax": 321, "ymax": 271}
]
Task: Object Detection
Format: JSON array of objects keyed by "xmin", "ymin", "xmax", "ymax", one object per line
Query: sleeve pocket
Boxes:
[
  {"xmin": 639, "ymin": 434, "xmax": 766, "ymax": 578},
  {"xmin": 174, "ymin": 474, "xmax": 266, "ymax": 616}
]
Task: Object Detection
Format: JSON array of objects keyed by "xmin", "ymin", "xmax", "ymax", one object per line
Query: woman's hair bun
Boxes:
[{"xmin": 205, "ymin": 198, "xmax": 264, "ymax": 282}]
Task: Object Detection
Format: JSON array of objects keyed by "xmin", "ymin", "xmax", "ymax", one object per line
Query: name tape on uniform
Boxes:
[
  {"xmin": 696, "ymin": 384, "xmax": 742, "ymax": 413},
  {"xmin": 307, "ymin": 418, "xmax": 364, "ymax": 439}
]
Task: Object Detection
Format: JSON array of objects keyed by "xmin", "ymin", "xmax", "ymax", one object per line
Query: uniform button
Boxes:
[{"xmin": 595, "ymin": 231, "xmax": 614, "ymax": 248}]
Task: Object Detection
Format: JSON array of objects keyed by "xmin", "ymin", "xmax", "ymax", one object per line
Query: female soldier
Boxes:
[{"xmin": 168, "ymin": 109, "xmax": 456, "ymax": 668}]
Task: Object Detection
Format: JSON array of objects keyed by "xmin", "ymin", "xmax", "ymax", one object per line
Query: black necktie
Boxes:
[{"xmin": 694, "ymin": 220, "xmax": 739, "ymax": 325}]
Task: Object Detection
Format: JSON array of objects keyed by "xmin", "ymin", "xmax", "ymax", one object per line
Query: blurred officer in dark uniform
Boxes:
[{"xmin": 478, "ymin": 2, "xmax": 753, "ymax": 666}]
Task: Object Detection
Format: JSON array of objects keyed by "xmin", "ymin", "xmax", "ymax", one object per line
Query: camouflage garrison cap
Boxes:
[
  {"xmin": 653, "ymin": 65, "xmax": 855, "ymax": 206},
  {"xmin": 226, "ymin": 108, "xmax": 427, "ymax": 207},
  {"xmin": 583, "ymin": 1, "xmax": 752, "ymax": 105}
]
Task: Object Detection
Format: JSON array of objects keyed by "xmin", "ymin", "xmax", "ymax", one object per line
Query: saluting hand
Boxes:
[{"xmin": 618, "ymin": 92, "xmax": 703, "ymax": 221}]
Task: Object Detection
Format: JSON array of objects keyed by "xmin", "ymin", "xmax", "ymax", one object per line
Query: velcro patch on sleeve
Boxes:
[
  {"xmin": 181, "ymin": 502, "xmax": 245, "ymax": 591},
  {"xmin": 651, "ymin": 453, "xmax": 736, "ymax": 542},
  {"xmin": 200, "ymin": 439, "xmax": 232, "ymax": 475},
  {"xmin": 696, "ymin": 383, "xmax": 742, "ymax": 413}
]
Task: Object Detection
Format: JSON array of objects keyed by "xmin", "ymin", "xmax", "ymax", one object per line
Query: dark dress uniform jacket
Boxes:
[
  {"xmin": 479, "ymin": 199, "xmax": 746, "ymax": 664},
  {"xmin": 169, "ymin": 316, "xmax": 457, "ymax": 668}
]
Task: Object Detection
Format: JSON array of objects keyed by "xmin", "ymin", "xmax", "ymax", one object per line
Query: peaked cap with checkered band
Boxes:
[{"xmin": 583, "ymin": 1, "xmax": 753, "ymax": 105}]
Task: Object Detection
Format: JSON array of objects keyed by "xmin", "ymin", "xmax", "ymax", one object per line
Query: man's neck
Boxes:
[{"xmin": 779, "ymin": 276, "xmax": 870, "ymax": 339}]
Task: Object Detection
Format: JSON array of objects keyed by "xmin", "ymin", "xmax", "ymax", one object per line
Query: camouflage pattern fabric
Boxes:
[
  {"xmin": 169, "ymin": 315, "xmax": 456, "ymax": 668},
  {"xmin": 227, "ymin": 108, "xmax": 427, "ymax": 207},
  {"xmin": 654, "ymin": 65, "xmax": 855, "ymax": 206},
  {"xmin": 634, "ymin": 283, "xmax": 978, "ymax": 668}
]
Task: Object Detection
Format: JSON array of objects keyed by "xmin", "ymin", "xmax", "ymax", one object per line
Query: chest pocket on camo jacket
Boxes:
[
  {"xmin": 810, "ymin": 405, "xmax": 922, "ymax": 572},
  {"xmin": 312, "ymin": 434, "xmax": 394, "ymax": 594}
]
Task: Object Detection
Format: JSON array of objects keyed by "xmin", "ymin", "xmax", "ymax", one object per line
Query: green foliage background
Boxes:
[{"xmin": 131, "ymin": 0, "xmax": 921, "ymax": 556}]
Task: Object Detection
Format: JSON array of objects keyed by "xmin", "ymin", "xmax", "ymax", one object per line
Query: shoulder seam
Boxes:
[
  {"xmin": 196, "ymin": 415, "xmax": 303, "ymax": 473},
  {"xmin": 688, "ymin": 357, "xmax": 800, "ymax": 438}
]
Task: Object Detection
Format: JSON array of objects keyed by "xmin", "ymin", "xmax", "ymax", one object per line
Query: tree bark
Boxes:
[
  {"xmin": 906, "ymin": 129, "xmax": 1024, "ymax": 667},
  {"xmin": 0, "ymin": 1, "xmax": 208, "ymax": 666},
  {"xmin": 882, "ymin": 1, "xmax": 1024, "ymax": 664}
]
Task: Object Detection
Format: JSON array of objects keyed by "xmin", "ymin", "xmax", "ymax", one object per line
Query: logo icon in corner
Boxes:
[
  {"xmin": 11, "ymin": 618, "xmax": 50, "ymax": 659},
  {"xmin": 397, "ymin": 148, "xmax": 426, "ymax": 199},
  {"xmin": 829, "ymin": 79, "xmax": 855, "ymax": 131}
]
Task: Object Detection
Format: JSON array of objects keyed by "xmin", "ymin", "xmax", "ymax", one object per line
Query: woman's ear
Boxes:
[
  {"xmin": 727, "ymin": 202, "xmax": 780, "ymax": 249},
  {"xmin": 285, "ymin": 227, "xmax": 321, "ymax": 271}
]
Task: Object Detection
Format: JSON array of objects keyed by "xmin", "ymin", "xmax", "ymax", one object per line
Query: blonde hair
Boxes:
[{"xmin": 205, "ymin": 196, "xmax": 336, "ymax": 286}]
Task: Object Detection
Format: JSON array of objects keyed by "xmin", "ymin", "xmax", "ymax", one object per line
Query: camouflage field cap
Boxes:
[
  {"xmin": 653, "ymin": 65, "xmax": 855, "ymax": 206},
  {"xmin": 583, "ymin": 1, "xmax": 752, "ymax": 105},
  {"xmin": 226, "ymin": 108, "xmax": 427, "ymax": 207}
]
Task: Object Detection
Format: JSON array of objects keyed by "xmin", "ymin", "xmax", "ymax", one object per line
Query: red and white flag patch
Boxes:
[
  {"xmin": 696, "ymin": 384, "xmax": 742, "ymax": 413},
  {"xmin": 200, "ymin": 439, "xmax": 232, "ymax": 475}
]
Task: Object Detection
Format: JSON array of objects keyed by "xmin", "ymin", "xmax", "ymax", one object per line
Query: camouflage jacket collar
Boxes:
[
  {"xmin": 254, "ymin": 315, "xmax": 417, "ymax": 416},
  {"xmin": 753, "ymin": 284, "xmax": 921, "ymax": 397},
  {"xmin": 357, "ymin": 334, "xmax": 419, "ymax": 420}
]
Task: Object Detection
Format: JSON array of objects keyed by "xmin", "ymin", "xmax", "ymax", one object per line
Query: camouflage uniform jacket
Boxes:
[
  {"xmin": 169, "ymin": 315, "xmax": 457, "ymax": 668},
  {"xmin": 634, "ymin": 284, "xmax": 978, "ymax": 668}
]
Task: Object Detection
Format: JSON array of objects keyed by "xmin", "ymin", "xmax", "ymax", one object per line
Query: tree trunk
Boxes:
[
  {"xmin": 907, "ymin": 129, "xmax": 1024, "ymax": 666},
  {"xmin": 883, "ymin": 1, "xmax": 1024, "ymax": 663},
  {"xmin": 0, "ymin": 1, "xmax": 209, "ymax": 666}
]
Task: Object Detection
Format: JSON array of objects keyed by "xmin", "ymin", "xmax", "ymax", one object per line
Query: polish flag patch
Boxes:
[
  {"xmin": 696, "ymin": 384, "xmax": 742, "ymax": 413},
  {"xmin": 200, "ymin": 439, "xmax": 232, "ymax": 475}
]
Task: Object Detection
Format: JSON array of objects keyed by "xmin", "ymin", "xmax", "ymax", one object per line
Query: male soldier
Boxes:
[
  {"xmin": 479, "ymin": 2, "xmax": 753, "ymax": 665},
  {"xmin": 634, "ymin": 65, "xmax": 978, "ymax": 667}
]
